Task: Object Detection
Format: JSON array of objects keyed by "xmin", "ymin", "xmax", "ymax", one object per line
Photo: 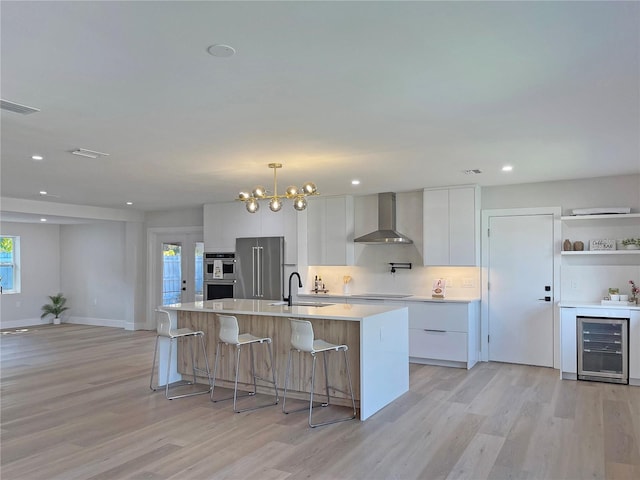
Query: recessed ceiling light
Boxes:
[
  {"xmin": 207, "ymin": 44, "xmax": 235, "ymax": 57},
  {"xmin": 502, "ymin": 165, "xmax": 513, "ymax": 172},
  {"xmin": 126, "ymin": 201, "xmax": 133, "ymax": 206},
  {"xmin": 39, "ymin": 191, "xmax": 47, "ymax": 195},
  {"xmin": 40, "ymin": 218, "xmax": 47, "ymax": 222},
  {"xmin": 351, "ymin": 180, "xmax": 360, "ymax": 185},
  {"xmin": 32, "ymin": 155, "xmax": 44, "ymax": 161}
]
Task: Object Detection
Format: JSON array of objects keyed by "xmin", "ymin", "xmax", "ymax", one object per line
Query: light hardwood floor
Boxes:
[{"xmin": 1, "ymin": 324, "xmax": 639, "ymax": 479}]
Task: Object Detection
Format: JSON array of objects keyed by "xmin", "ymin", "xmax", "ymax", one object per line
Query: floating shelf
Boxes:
[{"xmin": 561, "ymin": 250, "xmax": 640, "ymax": 256}]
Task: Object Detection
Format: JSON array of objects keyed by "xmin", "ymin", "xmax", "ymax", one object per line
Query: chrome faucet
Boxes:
[{"xmin": 285, "ymin": 272, "xmax": 303, "ymax": 306}]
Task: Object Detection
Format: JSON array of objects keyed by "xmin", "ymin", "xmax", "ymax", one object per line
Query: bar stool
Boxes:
[
  {"xmin": 282, "ymin": 318, "xmax": 357, "ymax": 427},
  {"xmin": 210, "ymin": 314, "xmax": 279, "ymax": 412},
  {"xmin": 149, "ymin": 309, "xmax": 212, "ymax": 400}
]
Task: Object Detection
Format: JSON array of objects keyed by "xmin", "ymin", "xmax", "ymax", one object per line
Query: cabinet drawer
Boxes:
[
  {"xmin": 409, "ymin": 329, "xmax": 467, "ymax": 362},
  {"xmin": 409, "ymin": 303, "xmax": 468, "ymax": 332}
]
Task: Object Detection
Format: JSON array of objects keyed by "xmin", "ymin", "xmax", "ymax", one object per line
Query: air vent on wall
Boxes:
[
  {"xmin": 1, "ymin": 99, "xmax": 41, "ymax": 115},
  {"xmin": 71, "ymin": 148, "xmax": 110, "ymax": 159}
]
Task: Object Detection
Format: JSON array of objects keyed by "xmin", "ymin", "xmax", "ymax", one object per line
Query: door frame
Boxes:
[
  {"xmin": 480, "ymin": 207, "xmax": 561, "ymax": 368},
  {"xmin": 146, "ymin": 227, "xmax": 203, "ymax": 330}
]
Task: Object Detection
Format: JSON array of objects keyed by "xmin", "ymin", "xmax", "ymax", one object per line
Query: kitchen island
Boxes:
[{"xmin": 160, "ymin": 299, "xmax": 409, "ymax": 420}]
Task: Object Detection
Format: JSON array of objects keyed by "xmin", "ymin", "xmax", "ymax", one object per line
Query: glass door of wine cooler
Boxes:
[{"xmin": 577, "ymin": 316, "xmax": 628, "ymax": 384}]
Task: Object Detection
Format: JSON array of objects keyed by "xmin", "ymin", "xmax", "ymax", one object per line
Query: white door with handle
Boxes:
[{"xmin": 487, "ymin": 214, "xmax": 554, "ymax": 367}]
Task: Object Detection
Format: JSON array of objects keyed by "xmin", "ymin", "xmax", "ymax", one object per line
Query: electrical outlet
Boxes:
[
  {"xmin": 93, "ymin": 298, "xmax": 98, "ymax": 305},
  {"xmin": 570, "ymin": 280, "xmax": 579, "ymax": 289},
  {"xmin": 462, "ymin": 278, "xmax": 474, "ymax": 288},
  {"xmin": 445, "ymin": 278, "xmax": 453, "ymax": 287},
  {"xmin": 15, "ymin": 300, "xmax": 21, "ymax": 308}
]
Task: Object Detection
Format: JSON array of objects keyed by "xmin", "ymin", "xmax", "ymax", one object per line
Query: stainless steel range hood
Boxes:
[{"xmin": 354, "ymin": 192, "xmax": 413, "ymax": 244}]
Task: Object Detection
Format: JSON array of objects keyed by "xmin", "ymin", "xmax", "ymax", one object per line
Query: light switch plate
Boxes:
[{"xmin": 462, "ymin": 278, "xmax": 474, "ymax": 288}]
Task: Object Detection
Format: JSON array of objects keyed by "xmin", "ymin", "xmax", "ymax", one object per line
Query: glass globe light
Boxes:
[
  {"xmin": 252, "ymin": 185, "xmax": 266, "ymax": 198},
  {"xmin": 269, "ymin": 197, "xmax": 282, "ymax": 212},
  {"xmin": 238, "ymin": 191, "xmax": 251, "ymax": 201},
  {"xmin": 302, "ymin": 181, "xmax": 317, "ymax": 195},
  {"xmin": 246, "ymin": 198, "xmax": 259, "ymax": 213},
  {"xmin": 285, "ymin": 185, "xmax": 299, "ymax": 197},
  {"xmin": 293, "ymin": 196, "xmax": 307, "ymax": 211}
]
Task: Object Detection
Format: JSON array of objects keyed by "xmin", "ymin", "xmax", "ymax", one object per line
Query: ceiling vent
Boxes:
[
  {"xmin": 71, "ymin": 148, "xmax": 110, "ymax": 159},
  {"xmin": 1, "ymin": 99, "xmax": 40, "ymax": 115}
]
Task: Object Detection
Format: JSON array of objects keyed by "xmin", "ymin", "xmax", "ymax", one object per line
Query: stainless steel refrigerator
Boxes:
[{"xmin": 235, "ymin": 237, "xmax": 284, "ymax": 300}]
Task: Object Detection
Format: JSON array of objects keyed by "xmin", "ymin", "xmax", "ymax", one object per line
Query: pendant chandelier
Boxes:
[{"xmin": 237, "ymin": 163, "xmax": 318, "ymax": 213}]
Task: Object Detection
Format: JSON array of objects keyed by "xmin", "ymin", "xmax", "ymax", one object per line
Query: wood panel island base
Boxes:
[{"xmin": 160, "ymin": 299, "xmax": 409, "ymax": 421}]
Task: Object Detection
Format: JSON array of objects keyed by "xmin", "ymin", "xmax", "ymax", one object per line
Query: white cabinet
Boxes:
[
  {"xmin": 204, "ymin": 201, "xmax": 298, "ymax": 264},
  {"xmin": 631, "ymin": 310, "xmax": 640, "ymax": 384},
  {"xmin": 423, "ymin": 186, "xmax": 479, "ymax": 266},
  {"xmin": 409, "ymin": 301, "xmax": 480, "ymax": 369},
  {"xmin": 306, "ymin": 196, "xmax": 354, "ymax": 266},
  {"xmin": 346, "ymin": 297, "xmax": 480, "ymax": 369},
  {"xmin": 560, "ymin": 307, "xmax": 578, "ymax": 378},
  {"xmin": 561, "ymin": 213, "xmax": 640, "ymax": 265}
]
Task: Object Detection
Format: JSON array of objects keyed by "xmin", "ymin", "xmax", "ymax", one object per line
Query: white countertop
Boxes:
[
  {"xmin": 163, "ymin": 299, "xmax": 407, "ymax": 321},
  {"xmin": 558, "ymin": 301, "xmax": 640, "ymax": 311},
  {"xmin": 299, "ymin": 293, "xmax": 480, "ymax": 303}
]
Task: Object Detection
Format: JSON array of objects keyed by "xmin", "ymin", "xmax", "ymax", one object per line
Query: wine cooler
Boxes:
[{"xmin": 577, "ymin": 316, "xmax": 628, "ymax": 384}]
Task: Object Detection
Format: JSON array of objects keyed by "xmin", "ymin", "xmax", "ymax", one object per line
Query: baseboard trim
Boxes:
[
  {"xmin": 66, "ymin": 316, "xmax": 124, "ymax": 329},
  {"xmin": 1, "ymin": 318, "xmax": 51, "ymax": 330}
]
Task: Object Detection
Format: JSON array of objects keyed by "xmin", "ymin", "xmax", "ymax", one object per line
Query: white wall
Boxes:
[
  {"xmin": 0, "ymin": 222, "xmax": 61, "ymax": 328},
  {"xmin": 481, "ymin": 174, "xmax": 640, "ymax": 214},
  {"xmin": 145, "ymin": 207, "xmax": 203, "ymax": 228},
  {"xmin": 60, "ymin": 222, "xmax": 129, "ymax": 328}
]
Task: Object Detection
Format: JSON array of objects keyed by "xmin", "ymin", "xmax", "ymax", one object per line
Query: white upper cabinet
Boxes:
[
  {"xmin": 306, "ymin": 195, "xmax": 355, "ymax": 266},
  {"xmin": 423, "ymin": 186, "xmax": 480, "ymax": 266}
]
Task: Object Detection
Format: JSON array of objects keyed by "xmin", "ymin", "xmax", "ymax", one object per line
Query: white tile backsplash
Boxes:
[{"xmin": 306, "ymin": 264, "xmax": 480, "ymax": 299}]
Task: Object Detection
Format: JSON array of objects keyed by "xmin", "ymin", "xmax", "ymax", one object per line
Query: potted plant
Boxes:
[
  {"xmin": 621, "ymin": 238, "xmax": 640, "ymax": 250},
  {"xmin": 41, "ymin": 293, "xmax": 69, "ymax": 325}
]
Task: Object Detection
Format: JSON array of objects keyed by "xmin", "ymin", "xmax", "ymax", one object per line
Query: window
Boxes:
[{"xmin": 0, "ymin": 236, "xmax": 20, "ymax": 294}]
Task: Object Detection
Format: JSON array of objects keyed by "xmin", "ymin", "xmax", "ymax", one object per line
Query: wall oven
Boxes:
[
  {"xmin": 577, "ymin": 316, "xmax": 628, "ymax": 384},
  {"xmin": 204, "ymin": 252, "xmax": 236, "ymax": 280},
  {"xmin": 203, "ymin": 252, "xmax": 237, "ymax": 300}
]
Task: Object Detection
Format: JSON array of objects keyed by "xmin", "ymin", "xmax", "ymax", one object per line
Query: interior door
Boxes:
[{"xmin": 488, "ymin": 214, "xmax": 554, "ymax": 367}]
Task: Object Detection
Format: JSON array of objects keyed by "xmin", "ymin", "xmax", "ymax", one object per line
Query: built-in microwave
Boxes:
[{"xmin": 203, "ymin": 252, "xmax": 236, "ymax": 280}]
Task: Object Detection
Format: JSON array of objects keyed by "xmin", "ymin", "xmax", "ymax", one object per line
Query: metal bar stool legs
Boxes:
[
  {"xmin": 210, "ymin": 314, "xmax": 278, "ymax": 413},
  {"xmin": 282, "ymin": 319, "xmax": 357, "ymax": 427},
  {"xmin": 149, "ymin": 309, "xmax": 212, "ymax": 400}
]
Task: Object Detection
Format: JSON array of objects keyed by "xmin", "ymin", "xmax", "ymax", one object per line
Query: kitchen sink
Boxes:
[
  {"xmin": 290, "ymin": 302, "xmax": 335, "ymax": 307},
  {"xmin": 268, "ymin": 301, "xmax": 335, "ymax": 307}
]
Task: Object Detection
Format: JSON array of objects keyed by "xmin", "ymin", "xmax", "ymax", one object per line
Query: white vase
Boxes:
[
  {"xmin": 625, "ymin": 244, "xmax": 639, "ymax": 250},
  {"xmin": 53, "ymin": 317, "xmax": 61, "ymax": 325}
]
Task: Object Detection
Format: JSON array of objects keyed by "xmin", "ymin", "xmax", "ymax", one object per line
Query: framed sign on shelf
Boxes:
[{"xmin": 590, "ymin": 239, "xmax": 616, "ymax": 251}]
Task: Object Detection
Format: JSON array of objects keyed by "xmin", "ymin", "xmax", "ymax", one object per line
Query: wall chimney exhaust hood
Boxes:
[{"xmin": 354, "ymin": 192, "xmax": 413, "ymax": 244}]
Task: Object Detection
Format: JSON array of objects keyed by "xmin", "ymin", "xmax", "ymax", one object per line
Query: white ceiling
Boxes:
[{"xmin": 1, "ymin": 1, "xmax": 639, "ymax": 217}]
